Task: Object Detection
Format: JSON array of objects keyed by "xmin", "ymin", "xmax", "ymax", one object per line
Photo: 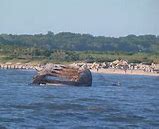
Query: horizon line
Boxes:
[{"xmin": 0, "ymin": 31, "xmax": 158, "ymax": 38}]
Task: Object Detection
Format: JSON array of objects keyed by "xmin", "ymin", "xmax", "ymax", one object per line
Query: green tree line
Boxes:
[
  {"xmin": 0, "ymin": 32, "xmax": 159, "ymax": 52},
  {"xmin": 0, "ymin": 32, "xmax": 159, "ymax": 63}
]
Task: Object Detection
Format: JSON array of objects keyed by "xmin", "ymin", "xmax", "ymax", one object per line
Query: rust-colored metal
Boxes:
[{"xmin": 32, "ymin": 64, "xmax": 92, "ymax": 86}]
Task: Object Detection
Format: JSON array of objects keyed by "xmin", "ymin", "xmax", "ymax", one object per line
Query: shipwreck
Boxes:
[{"xmin": 32, "ymin": 64, "xmax": 92, "ymax": 86}]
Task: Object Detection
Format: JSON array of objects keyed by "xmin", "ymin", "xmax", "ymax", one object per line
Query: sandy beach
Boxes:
[
  {"xmin": 91, "ymin": 68, "xmax": 159, "ymax": 76},
  {"xmin": 0, "ymin": 62, "xmax": 159, "ymax": 76}
]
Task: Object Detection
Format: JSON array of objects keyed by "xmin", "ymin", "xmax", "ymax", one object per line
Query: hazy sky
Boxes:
[{"xmin": 0, "ymin": 0, "xmax": 159, "ymax": 36}]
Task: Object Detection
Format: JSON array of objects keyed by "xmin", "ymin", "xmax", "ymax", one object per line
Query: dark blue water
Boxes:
[{"xmin": 0, "ymin": 69, "xmax": 159, "ymax": 129}]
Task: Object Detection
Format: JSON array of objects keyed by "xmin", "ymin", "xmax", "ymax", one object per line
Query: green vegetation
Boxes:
[{"xmin": 0, "ymin": 32, "xmax": 159, "ymax": 63}]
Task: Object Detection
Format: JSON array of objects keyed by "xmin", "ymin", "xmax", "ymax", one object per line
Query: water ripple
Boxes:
[{"xmin": 0, "ymin": 69, "xmax": 159, "ymax": 129}]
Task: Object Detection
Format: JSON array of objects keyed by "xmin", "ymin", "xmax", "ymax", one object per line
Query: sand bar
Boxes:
[{"xmin": 91, "ymin": 68, "xmax": 159, "ymax": 76}]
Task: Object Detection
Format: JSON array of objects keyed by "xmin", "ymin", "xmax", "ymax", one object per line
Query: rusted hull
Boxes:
[{"xmin": 32, "ymin": 64, "xmax": 92, "ymax": 86}]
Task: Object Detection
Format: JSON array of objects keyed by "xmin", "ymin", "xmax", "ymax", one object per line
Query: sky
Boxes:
[{"xmin": 0, "ymin": 0, "xmax": 159, "ymax": 37}]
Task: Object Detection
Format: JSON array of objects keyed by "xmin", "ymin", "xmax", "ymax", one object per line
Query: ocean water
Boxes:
[{"xmin": 0, "ymin": 69, "xmax": 159, "ymax": 129}]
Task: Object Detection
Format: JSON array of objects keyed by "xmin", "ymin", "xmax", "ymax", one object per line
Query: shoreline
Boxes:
[
  {"xmin": 1, "ymin": 67, "xmax": 158, "ymax": 77},
  {"xmin": 0, "ymin": 62, "xmax": 159, "ymax": 77},
  {"xmin": 91, "ymin": 68, "xmax": 159, "ymax": 76}
]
